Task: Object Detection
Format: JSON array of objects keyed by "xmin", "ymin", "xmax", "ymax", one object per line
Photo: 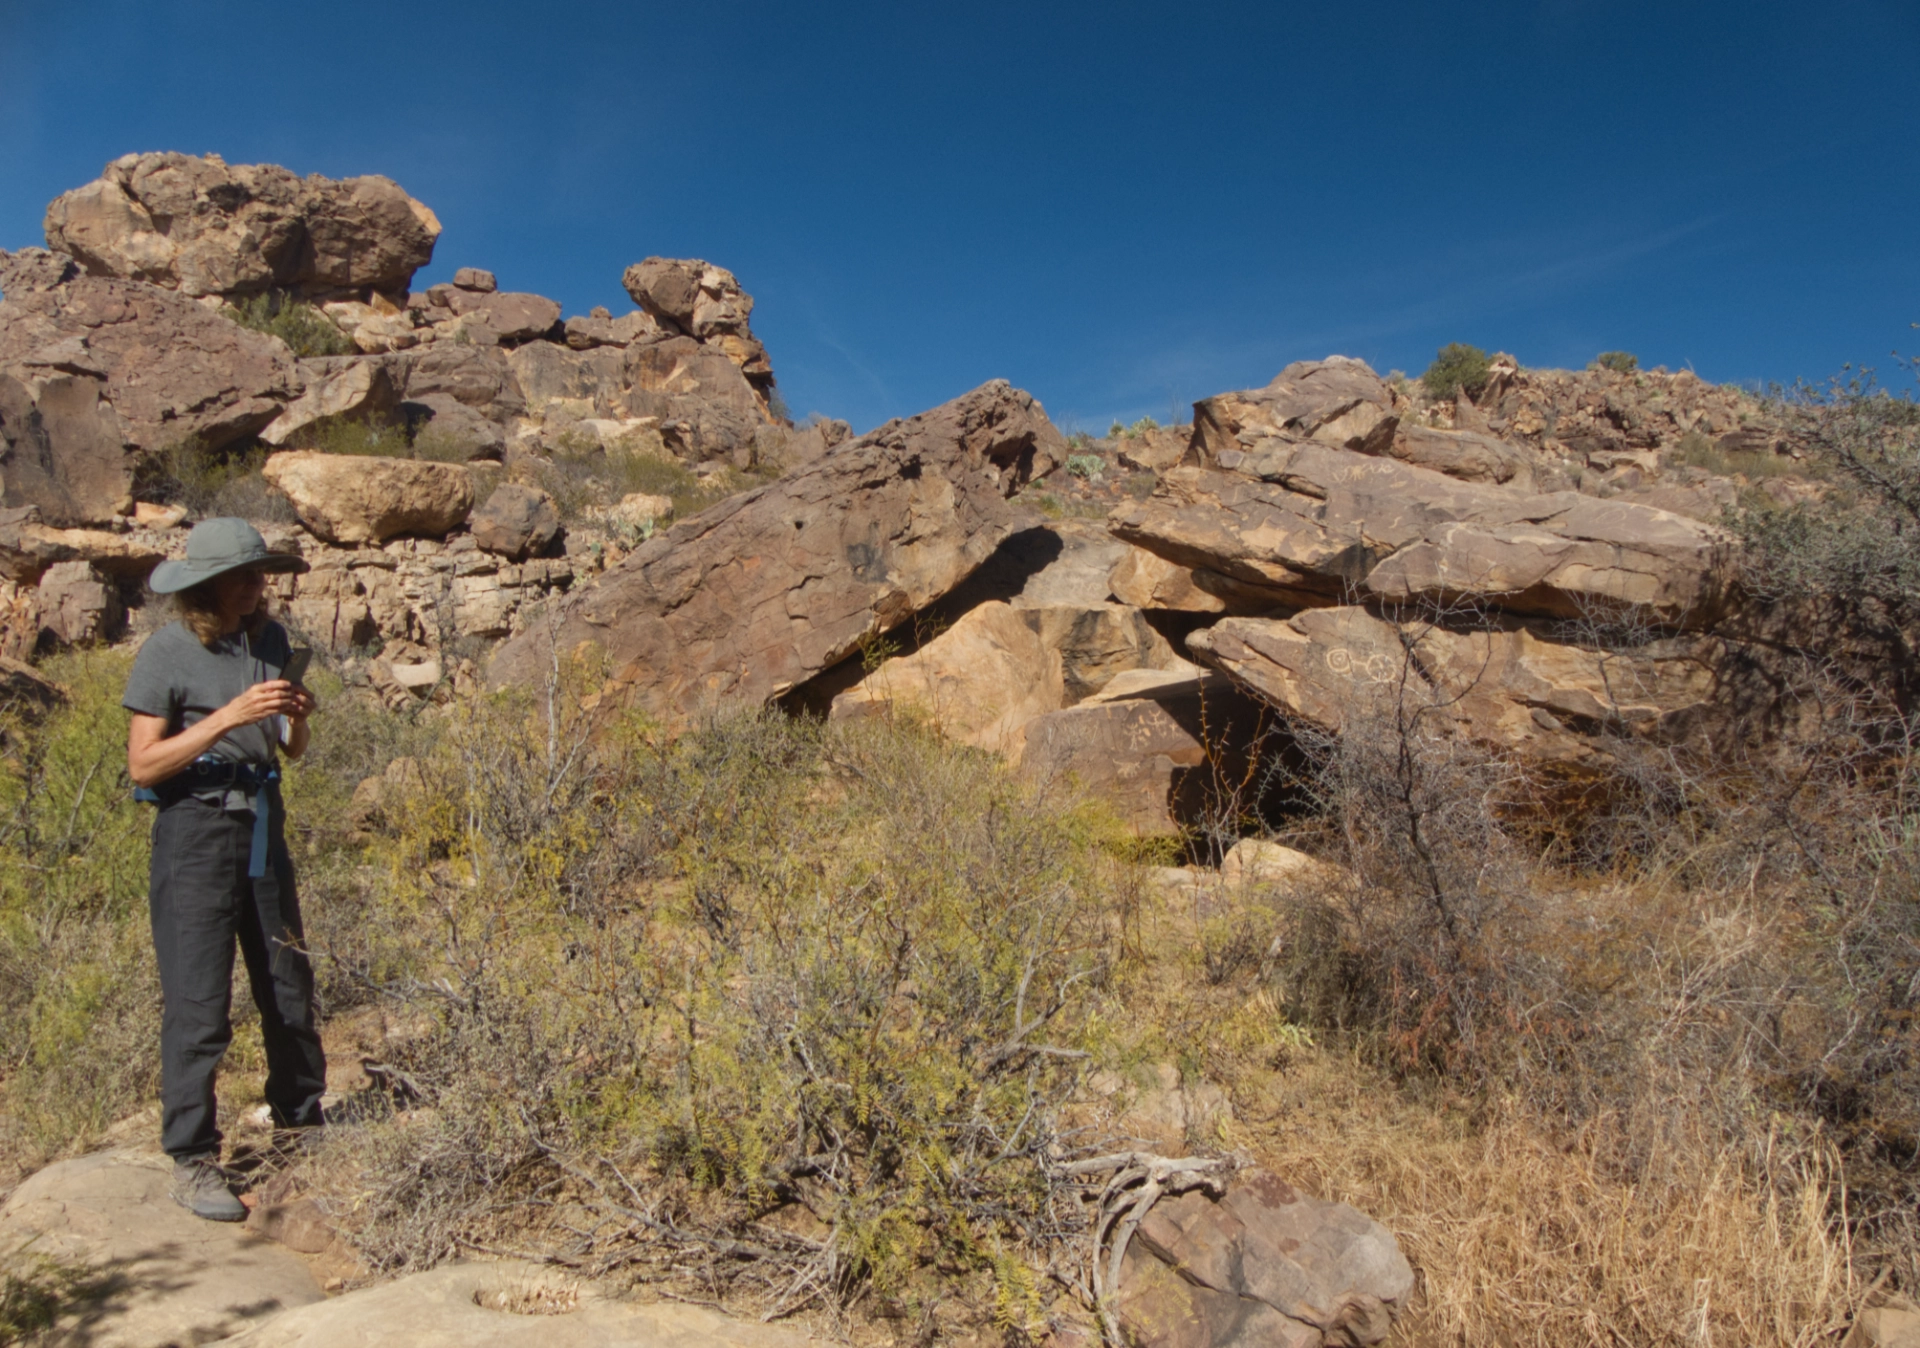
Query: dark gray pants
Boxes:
[{"xmin": 148, "ymin": 792, "xmax": 326, "ymax": 1159}]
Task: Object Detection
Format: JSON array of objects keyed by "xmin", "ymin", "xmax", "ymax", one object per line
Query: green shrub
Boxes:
[
  {"xmin": 227, "ymin": 292, "xmax": 356, "ymax": 358},
  {"xmin": 138, "ymin": 439, "xmax": 297, "ymax": 524},
  {"xmin": 296, "ymin": 419, "xmax": 412, "ymax": 459},
  {"xmin": 1421, "ymin": 343, "xmax": 1493, "ymax": 400},
  {"xmin": 1065, "ymin": 453, "xmax": 1105, "ymax": 479},
  {"xmin": 0, "ymin": 652, "xmax": 161, "ymax": 1175},
  {"xmin": 1732, "ymin": 361, "xmax": 1920, "ymax": 681},
  {"xmin": 1594, "ymin": 351, "xmax": 1639, "ymax": 374},
  {"xmin": 527, "ymin": 435, "xmax": 769, "ymax": 525}
]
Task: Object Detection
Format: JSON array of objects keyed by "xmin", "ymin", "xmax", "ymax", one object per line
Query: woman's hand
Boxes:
[{"xmin": 221, "ymin": 679, "xmax": 303, "ymax": 728}]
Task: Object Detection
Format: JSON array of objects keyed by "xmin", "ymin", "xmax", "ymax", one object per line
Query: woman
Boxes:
[{"xmin": 123, "ymin": 517, "xmax": 324, "ymax": 1222}]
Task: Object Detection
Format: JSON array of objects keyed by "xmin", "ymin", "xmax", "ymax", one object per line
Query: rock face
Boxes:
[
  {"xmin": 1188, "ymin": 607, "xmax": 1722, "ymax": 769},
  {"xmin": 1192, "ymin": 357, "xmax": 1400, "ymax": 466},
  {"xmin": 469, "ymin": 482, "xmax": 561, "ymax": 561},
  {"xmin": 220, "ymin": 1259, "xmax": 815, "ymax": 1348},
  {"xmin": 0, "ymin": 1147, "xmax": 324, "ymax": 1346},
  {"xmin": 43, "ymin": 151, "xmax": 441, "ymax": 300},
  {"xmin": 488, "ymin": 380, "xmax": 1064, "ymax": 722},
  {"xmin": 262, "ymin": 450, "xmax": 475, "ymax": 545},
  {"xmin": 0, "ymin": 263, "xmax": 299, "ymax": 523},
  {"xmin": 1120, "ymin": 1170, "xmax": 1414, "ymax": 1348},
  {"xmin": 1111, "ymin": 443, "xmax": 1728, "ymax": 628},
  {"xmin": 622, "ymin": 257, "xmax": 772, "ymax": 390}
]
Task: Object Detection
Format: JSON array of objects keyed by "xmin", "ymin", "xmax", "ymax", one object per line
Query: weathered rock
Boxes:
[
  {"xmin": 488, "ymin": 380, "xmax": 1064, "ymax": 722},
  {"xmin": 35, "ymin": 559, "xmax": 122, "ymax": 645},
  {"xmin": 1110, "ymin": 545, "xmax": 1289, "ymax": 614},
  {"xmin": 0, "ymin": 651, "xmax": 65, "ymax": 712},
  {"xmin": 622, "ymin": 257, "xmax": 772, "ymax": 385},
  {"xmin": 440, "ymin": 288, "xmax": 561, "ymax": 343},
  {"xmin": 1846, "ymin": 1304, "xmax": 1920, "ymax": 1348},
  {"xmin": 0, "ymin": 507, "xmax": 168, "ymax": 583},
  {"xmin": 1188, "ymin": 607, "xmax": 1721, "ymax": 769},
  {"xmin": 133, "ymin": 501, "xmax": 188, "ymax": 529},
  {"xmin": 1111, "ymin": 441, "xmax": 1729, "ymax": 627},
  {"xmin": 779, "ymin": 416, "xmax": 855, "ymax": 466},
  {"xmin": 403, "ymin": 391, "xmax": 508, "ymax": 458},
  {"xmin": 831, "ymin": 600, "xmax": 1064, "ymax": 751},
  {"xmin": 44, "ymin": 151, "xmax": 441, "ymax": 300},
  {"xmin": 0, "ymin": 1147, "xmax": 323, "ymax": 1347},
  {"xmin": 1027, "ymin": 603, "xmax": 1179, "ymax": 701},
  {"xmin": 470, "ymin": 483, "xmax": 560, "ymax": 561},
  {"xmin": 215, "ymin": 1258, "xmax": 815, "ymax": 1348},
  {"xmin": 1116, "ymin": 425, "xmax": 1193, "ymax": 473},
  {"xmin": 1192, "ymin": 357, "xmax": 1400, "ymax": 467},
  {"xmin": 384, "ymin": 342, "xmax": 527, "ymax": 424},
  {"xmin": 452, "ymin": 266, "xmax": 496, "ymax": 292},
  {"xmin": 1119, "ymin": 1170, "xmax": 1413, "ymax": 1348},
  {"xmin": 262, "ymin": 450, "xmax": 474, "ymax": 545},
  {"xmin": 562, "ymin": 308, "xmax": 662, "ymax": 350},
  {"xmin": 260, "ymin": 359, "xmax": 399, "ymax": 446},
  {"xmin": 601, "ymin": 492, "xmax": 674, "ymax": 530},
  {"xmin": 1014, "ymin": 669, "xmax": 1266, "ymax": 835},
  {"xmin": 0, "ymin": 245, "xmax": 79, "ymax": 295},
  {"xmin": 0, "ymin": 273, "xmax": 298, "ymax": 522},
  {"xmin": 1386, "ymin": 423, "xmax": 1533, "ymax": 486},
  {"xmin": 1219, "ymin": 839, "xmax": 1347, "ymax": 893}
]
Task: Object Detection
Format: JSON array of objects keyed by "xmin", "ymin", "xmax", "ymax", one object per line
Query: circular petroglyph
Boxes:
[{"xmin": 1325, "ymin": 647, "xmax": 1353, "ymax": 674}]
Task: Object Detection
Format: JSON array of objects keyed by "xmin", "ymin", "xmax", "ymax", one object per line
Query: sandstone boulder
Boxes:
[
  {"xmin": 438, "ymin": 287, "xmax": 562, "ymax": 344},
  {"xmin": 262, "ymin": 450, "xmax": 474, "ymax": 545},
  {"xmin": 1111, "ymin": 441, "xmax": 1729, "ymax": 627},
  {"xmin": 1117, "ymin": 425, "xmax": 1193, "ymax": 473},
  {"xmin": 470, "ymin": 482, "xmax": 560, "ymax": 561},
  {"xmin": 1188, "ymin": 607, "xmax": 1722, "ymax": 770},
  {"xmin": 831, "ymin": 601, "xmax": 1065, "ymax": 751},
  {"xmin": 0, "ymin": 271, "xmax": 299, "ymax": 523},
  {"xmin": 1120, "ymin": 1170, "xmax": 1413, "ymax": 1348},
  {"xmin": 215, "ymin": 1258, "xmax": 815, "ymax": 1348},
  {"xmin": 35, "ymin": 559, "xmax": 122, "ymax": 646},
  {"xmin": 260, "ymin": 358, "xmax": 398, "ymax": 446},
  {"xmin": 452, "ymin": 266, "xmax": 496, "ymax": 292},
  {"xmin": 488, "ymin": 380, "xmax": 1064, "ymax": 722},
  {"xmin": 562, "ymin": 308, "xmax": 662, "ymax": 350},
  {"xmin": 1386, "ymin": 423, "xmax": 1533, "ymax": 486},
  {"xmin": 622, "ymin": 257, "xmax": 772, "ymax": 386},
  {"xmin": 1191, "ymin": 357, "xmax": 1400, "ymax": 466},
  {"xmin": 44, "ymin": 151, "xmax": 441, "ymax": 300},
  {"xmin": 0, "ymin": 505, "xmax": 168, "ymax": 583},
  {"xmin": 1219, "ymin": 838, "xmax": 1347, "ymax": 893}
]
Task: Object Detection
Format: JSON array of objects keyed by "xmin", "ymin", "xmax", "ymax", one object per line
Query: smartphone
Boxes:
[{"xmin": 281, "ymin": 647, "xmax": 313, "ymax": 686}]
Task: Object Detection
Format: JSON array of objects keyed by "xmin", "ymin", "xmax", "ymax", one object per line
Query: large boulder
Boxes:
[
  {"xmin": 259, "ymin": 359, "xmax": 399, "ymax": 446},
  {"xmin": 488, "ymin": 380, "xmax": 1064, "ymax": 722},
  {"xmin": 43, "ymin": 151, "xmax": 441, "ymax": 300},
  {"xmin": 1188, "ymin": 607, "xmax": 1723, "ymax": 770},
  {"xmin": 435, "ymin": 286, "xmax": 562, "ymax": 343},
  {"xmin": 1119, "ymin": 1170, "xmax": 1414, "ymax": 1348},
  {"xmin": 622, "ymin": 257, "xmax": 772, "ymax": 387},
  {"xmin": 470, "ymin": 482, "xmax": 560, "ymax": 561},
  {"xmin": 831, "ymin": 601, "xmax": 1066, "ymax": 752},
  {"xmin": 262, "ymin": 450, "xmax": 474, "ymax": 544},
  {"xmin": 0, "ymin": 263, "xmax": 299, "ymax": 523},
  {"xmin": 1110, "ymin": 440, "xmax": 1730, "ymax": 628},
  {"xmin": 1191, "ymin": 357, "xmax": 1401, "ymax": 466}
]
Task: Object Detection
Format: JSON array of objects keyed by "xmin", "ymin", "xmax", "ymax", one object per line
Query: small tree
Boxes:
[
  {"xmin": 1594, "ymin": 351, "xmax": 1639, "ymax": 374},
  {"xmin": 1421, "ymin": 343, "xmax": 1492, "ymax": 400},
  {"xmin": 1733, "ymin": 359, "xmax": 1920, "ymax": 687}
]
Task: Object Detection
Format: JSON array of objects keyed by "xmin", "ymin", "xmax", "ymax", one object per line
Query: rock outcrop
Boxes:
[
  {"xmin": 488, "ymin": 380, "xmax": 1064, "ymax": 722},
  {"xmin": 623, "ymin": 257, "xmax": 772, "ymax": 391},
  {"xmin": 261, "ymin": 450, "xmax": 475, "ymax": 545},
  {"xmin": 1111, "ymin": 444, "xmax": 1728, "ymax": 628},
  {"xmin": 1119, "ymin": 1170, "xmax": 1414, "ymax": 1348},
  {"xmin": 43, "ymin": 151, "xmax": 441, "ymax": 301},
  {"xmin": 0, "ymin": 262, "xmax": 299, "ymax": 523}
]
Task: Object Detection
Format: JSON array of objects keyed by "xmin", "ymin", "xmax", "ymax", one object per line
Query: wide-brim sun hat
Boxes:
[{"xmin": 148, "ymin": 516, "xmax": 310, "ymax": 595}]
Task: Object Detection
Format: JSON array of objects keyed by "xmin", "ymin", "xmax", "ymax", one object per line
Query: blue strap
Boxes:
[{"xmin": 248, "ymin": 769, "xmax": 280, "ymax": 878}]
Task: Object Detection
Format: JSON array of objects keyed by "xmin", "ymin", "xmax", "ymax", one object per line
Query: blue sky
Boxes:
[{"xmin": 2, "ymin": 0, "xmax": 1915, "ymax": 433}]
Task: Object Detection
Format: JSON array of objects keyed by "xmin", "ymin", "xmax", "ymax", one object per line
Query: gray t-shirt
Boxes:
[{"xmin": 123, "ymin": 620, "xmax": 294, "ymax": 806}]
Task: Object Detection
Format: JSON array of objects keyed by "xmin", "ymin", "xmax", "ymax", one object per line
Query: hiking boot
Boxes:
[{"xmin": 170, "ymin": 1155, "xmax": 246, "ymax": 1222}]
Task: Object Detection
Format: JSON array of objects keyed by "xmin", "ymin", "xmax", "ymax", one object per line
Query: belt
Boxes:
[{"xmin": 135, "ymin": 756, "xmax": 282, "ymax": 878}]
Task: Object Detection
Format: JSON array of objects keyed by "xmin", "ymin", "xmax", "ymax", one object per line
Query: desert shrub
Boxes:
[
  {"xmin": 0, "ymin": 652, "xmax": 161, "ymax": 1177},
  {"xmin": 1065, "ymin": 453, "xmax": 1104, "ymax": 479},
  {"xmin": 1672, "ymin": 427, "xmax": 1798, "ymax": 481},
  {"xmin": 1421, "ymin": 343, "xmax": 1492, "ymax": 400},
  {"xmin": 1593, "ymin": 350, "xmax": 1639, "ymax": 373},
  {"xmin": 301, "ymin": 672, "xmax": 1126, "ymax": 1309},
  {"xmin": 295, "ymin": 418, "xmax": 412, "ymax": 459},
  {"xmin": 527, "ymin": 435, "xmax": 761, "ymax": 525},
  {"xmin": 1732, "ymin": 361, "xmax": 1920, "ymax": 681},
  {"xmin": 227, "ymin": 292, "xmax": 356, "ymax": 358},
  {"xmin": 140, "ymin": 438, "xmax": 298, "ymax": 523}
]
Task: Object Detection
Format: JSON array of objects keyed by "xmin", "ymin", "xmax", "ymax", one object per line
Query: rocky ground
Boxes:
[{"xmin": 2, "ymin": 152, "xmax": 1912, "ymax": 1348}]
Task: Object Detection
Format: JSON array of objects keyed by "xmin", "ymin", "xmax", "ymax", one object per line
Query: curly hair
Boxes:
[{"xmin": 173, "ymin": 582, "xmax": 271, "ymax": 649}]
